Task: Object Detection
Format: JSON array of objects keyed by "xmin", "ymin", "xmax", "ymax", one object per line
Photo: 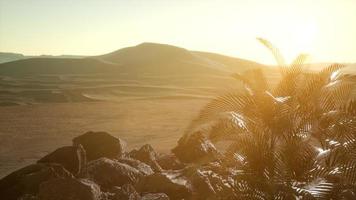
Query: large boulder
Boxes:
[
  {"xmin": 129, "ymin": 144, "xmax": 162, "ymax": 172},
  {"xmin": 86, "ymin": 158, "xmax": 142, "ymax": 189},
  {"xmin": 156, "ymin": 154, "xmax": 185, "ymax": 170},
  {"xmin": 110, "ymin": 184, "xmax": 141, "ymax": 200},
  {"xmin": 38, "ymin": 178, "xmax": 101, "ymax": 200},
  {"xmin": 37, "ymin": 145, "xmax": 86, "ymax": 175},
  {"xmin": 189, "ymin": 169, "xmax": 235, "ymax": 199},
  {"xmin": 186, "ymin": 162, "xmax": 237, "ymax": 199},
  {"xmin": 141, "ymin": 193, "xmax": 170, "ymax": 200},
  {"xmin": 0, "ymin": 163, "xmax": 73, "ymax": 200},
  {"xmin": 136, "ymin": 171, "xmax": 192, "ymax": 200},
  {"xmin": 73, "ymin": 131, "xmax": 125, "ymax": 161},
  {"xmin": 172, "ymin": 132, "xmax": 219, "ymax": 163},
  {"xmin": 117, "ymin": 158, "xmax": 154, "ymax": 176}
]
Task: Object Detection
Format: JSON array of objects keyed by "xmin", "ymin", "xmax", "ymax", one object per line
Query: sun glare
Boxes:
[
  {"xmin": 266, "ymin": 20, "xmax": 318, "ymax": 64},
  {"xmin": 294, "ymin": 21, "xmax": 317, "ymax": 53}
]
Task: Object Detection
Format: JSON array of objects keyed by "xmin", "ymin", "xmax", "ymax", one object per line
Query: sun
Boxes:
[
  {"xmin": 294, "ymin": 21, "xmax": 317, "ymax": 53},
  {"xmin": 255, "ymin": 16, "xmax": 319, "ymax": 65},
  {"xmin": 282, "ymin": 20, "xmax": 318, "ymax": 63}
]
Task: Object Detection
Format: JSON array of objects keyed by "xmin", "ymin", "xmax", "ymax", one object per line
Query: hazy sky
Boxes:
[{"xmin": 0, "ymin": 0, "xmax": 355, "ymax": 64}]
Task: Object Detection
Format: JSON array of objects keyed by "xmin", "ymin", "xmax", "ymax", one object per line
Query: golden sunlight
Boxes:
[
  {"xmin": 0, "ymin": 1, "xmax": 355, "ymax": 199},
  {"xmin": 258, "ymin": 18, "xmax": 318, "ymax": 64}
]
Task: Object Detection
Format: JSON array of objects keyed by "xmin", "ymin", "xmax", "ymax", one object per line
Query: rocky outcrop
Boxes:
[
  {"xmin": 187, "ymin": 162, "xmax": 236, "ymax": 199},
  {"xmin": 129, "ymin": 144, "xmax": 162, "ymax": 172},
  {"xmin": 117, "ymin": 158, "xmax": 154, "ymax": 176},
  {"xmin": 73, "ymin": 131, "xmax": 125, "ymax": 161},
  {"xmin": 0, "ymin": 163, "xmax": 73, "ymax": 200},
  {"xmin": 136, "ymin": 171, "xmax": 192, "ymax": 200},
  {"xmin": 172, "ymin": 132, "xmax": 219, "ymax": 163},
  {"xmin": 38, "ymin": 178, "xmax": 101, "ymax": 200},
  {"xmin": 86, "ymin": 158, "xmax": 142, "ymax": 189},
  {"xmin": 0, "ymin": 131, "xmax": 238, "ymax": 200},
  {"xmin": 37, "ymin": 145, "xmax": 86, "ymax": 175}
]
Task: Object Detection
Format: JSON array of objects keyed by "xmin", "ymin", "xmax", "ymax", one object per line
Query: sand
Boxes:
[{"xmin": 0, "ymin": 99, "xmax": 208, "ymax": 178}]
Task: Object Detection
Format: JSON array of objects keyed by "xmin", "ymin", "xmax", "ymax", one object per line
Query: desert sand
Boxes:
[{"xmin": 0, "ymin": 99, "xmax": 208, "ymax": 178}]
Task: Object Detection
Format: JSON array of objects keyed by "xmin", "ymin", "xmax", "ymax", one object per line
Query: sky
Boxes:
[{"xmin": 0, "ymin": 0, "xmax": 355, "ymax": 64}]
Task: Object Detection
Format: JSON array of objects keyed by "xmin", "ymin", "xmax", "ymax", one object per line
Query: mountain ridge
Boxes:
[
  {"xmin": 0, "ymin": 52, "xmax": 85, "ymax": 64},
  {"xmin": 0, "ymin": 42, "xmax": 264, "ymax": 76},
  {"xmin": 0, "ymin": 42, "xmax": 267, "ymax": 105}
]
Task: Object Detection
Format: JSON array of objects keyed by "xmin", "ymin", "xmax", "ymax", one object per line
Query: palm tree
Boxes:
[{"xmin": 185, "ymin": 39, "xmax": 356, "ymax": 199}]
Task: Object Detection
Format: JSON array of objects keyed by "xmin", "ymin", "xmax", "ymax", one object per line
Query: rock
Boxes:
[
  {"xmin": 73, "ymin": 131, "xmax": 125, "ymax": 161},
  {"xmin": 117, "ymin": 158, "xmax": 154, "ymax": 176},
  {"xmin": 189, "ymin": 170, "xmax": 235, "ymax": 199},
  {"xmin": 141, "ymin": 193, "xmax": 170, "ymax": 200},
  {"xmin": 129, "ymin": 144, "xmax": 162, "ymax": 172},
  {"xmin": 37, "ymin": 145, "xmax": 86, "ymax": 175},
  {"xmin": 156, "ymin": 154, "xmax": 185, "ymax": 170},
  {"xmin": 187, "ymin": 162, "xmax": 237, "ymax": 199},
  {"xmin": 172, "ymin": 132, "xmax": 219, "ymax": 163},
  {"xmin": 0, "ymin": 163, "xmax": 73, "ymax": 200},
  {"xmin": 38, "ymin": 178, "xmax": 101, "ymax": 200},
  {"xmin": 136, "ymin": 171, "xmax": 192, "ymax": 200},
  {"xmin": 111, "ymin": 184, "xmax": 141, "ymax": 200},
  {"xmin": 87, "ymin": 158, "xmax": 142, "ymax": 189}
]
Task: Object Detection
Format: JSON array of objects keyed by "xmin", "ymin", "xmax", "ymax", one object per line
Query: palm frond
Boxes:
[
  {"xmin": 257, "ymin": 38, "xmax": 286, "ymax": 67},
  {"xmin": 181, "ymin": 38, "xmax": 356, "ymax": 199},
  {"xmin": 185, "ymin": 92, "xmax": 254, "ymax": 134},
  {"xmin": 320, "ymin": 64, "xmax": 347, "ymax": 80},
  {"xmin": 232, "ymin": 68, "xmax": 270, "ymax": 93},
  {"xmin": 289, "ymin": 53, "xmax": 309, "ymax": 75}
]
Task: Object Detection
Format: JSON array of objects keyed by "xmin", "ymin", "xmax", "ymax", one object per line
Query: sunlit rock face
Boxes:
[
  {"xmin": 116, "ymin": 158, "xmax": 154, "ymax": 176},
  {"xmin": 107, "ymin": 184, "xmax": 141, "ymax": 200},
  {"xmin": 128, "ymin": 144, "xmax": 162, "ymax": 172},
  {"xmin": 86, "ymin": 158, "xmax": 142, "ymax": 190},
  {"xmin": 187, "ymin": 161, "xmax": 237, "ymax": 199},
  {"xmin": 73, "ymin": 131, "xmax": 125, "ymax": 161}
]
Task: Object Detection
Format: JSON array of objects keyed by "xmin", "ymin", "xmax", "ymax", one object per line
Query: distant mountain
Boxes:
[
  {"xmin": 0, "ymin": 52, "xmax": 26, "ymax": 64},
  {"xmin": 0, "ymin": 52, "xmax": 84, "ymax": 64},
  {"xmin": 97, "ymin": 43, "xmax": 194, "ymax": 65},
  {"xmin": 96, "ymin": 42, "xmax": 261, "ymax": 72},
  {"xmin": 0, "ymin": 43, "xmax": 264, "ymax": 76},
  {"xmin": 0, "ymin": 58, "xmax": 119, "ymax": 75},
  {"xmin": 0, "ymin": 43, "xmax": 266, "ymax": 105}
]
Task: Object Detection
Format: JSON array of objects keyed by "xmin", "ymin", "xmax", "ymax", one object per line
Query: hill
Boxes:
[
  {"xmin": 0, "ymin": 43, "xmax": 263, "ymax": 76},
  {"xmin": 0, "ymin": 52, "xmax": 26, "ymax": 64},
  {"xmin": 0, "ymin": 52, "xmax": 84, "ymax": 64},
  {"xmin": 0, "ymin": 43, "xmax": 265, "ymax": 105},
  {"xmin": 0, "ymin": 58, "xmax": 120, "ymax": 76}
]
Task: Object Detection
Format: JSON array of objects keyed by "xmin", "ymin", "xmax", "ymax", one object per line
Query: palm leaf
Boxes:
[{"xmin": 257, "ymin": 38, "xmax": 286, "ymax": 68}]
